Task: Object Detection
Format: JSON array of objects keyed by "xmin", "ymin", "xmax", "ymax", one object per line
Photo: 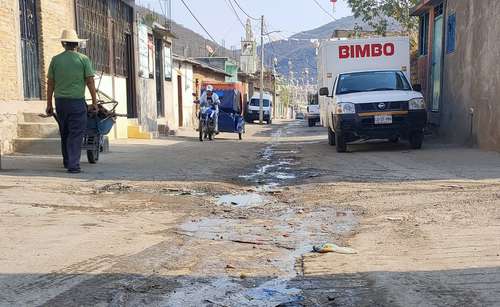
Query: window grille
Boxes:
[{"xmin": 76, "ymin": 0, "xmax": 132, "ymax": 77}]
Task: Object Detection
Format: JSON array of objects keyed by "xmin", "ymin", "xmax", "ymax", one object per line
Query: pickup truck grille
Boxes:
[{"xmin": 356, "ymin": 101, "xmax": 408, "ymax": 112}]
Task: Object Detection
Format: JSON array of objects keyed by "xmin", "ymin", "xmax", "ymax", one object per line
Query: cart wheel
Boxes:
[
  {"xmin": 238, "ymin": 132, "xmax": 242, "ymax": 140},
  {"xmin": 87, "ymin": 149, "xmax": 99, "ymax": 164}
]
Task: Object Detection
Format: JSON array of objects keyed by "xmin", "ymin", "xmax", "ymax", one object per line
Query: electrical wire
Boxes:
[
  {"xmin": 232, "ymin": 0, "xmax": 260, "ymax": 21},
  {"xmin": 225, "ymin": 0, "xmax": 246, "ymax": 29},
  {"xmin": 179, "ymin": 0, "xmax": 219, "ymax": 44},
  {"xmin": 311, "ymin": 0, "xmax": 336, "ymax": 21}
]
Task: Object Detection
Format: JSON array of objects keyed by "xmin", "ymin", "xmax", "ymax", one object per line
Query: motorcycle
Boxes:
[{"xmin": 198, "ymin": 105, "xmax": 217, "ymax": 142}]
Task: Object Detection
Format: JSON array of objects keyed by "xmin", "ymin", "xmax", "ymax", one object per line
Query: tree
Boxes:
[{"xmin": 347, "ymin": 0, "xmax": 420, "ymax": 35}]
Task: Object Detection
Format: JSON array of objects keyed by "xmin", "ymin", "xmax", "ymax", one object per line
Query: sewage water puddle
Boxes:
[{"xmin": 217, "ymin": 193, "xmax": 269, "ymax": 207}]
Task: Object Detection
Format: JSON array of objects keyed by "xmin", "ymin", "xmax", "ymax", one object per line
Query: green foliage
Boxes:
[
  {"xmin": 142, "ymin": 13, "xmax": 157, "ymax": 27},
  {"xmin": 347, "ymin": 0, "xmax": 420, "ymax": 35}
]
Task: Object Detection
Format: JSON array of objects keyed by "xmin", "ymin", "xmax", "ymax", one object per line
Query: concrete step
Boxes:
[
  {"xmin": 13, "ymin": 138, "xmax": 61, "ymax": 155},
  {"xmin": 18, "ymin": 122, "xmax": 60, "ymax": 138},
  {"xmin": 127, "ymin": 125, "xmax": 153, "ymax": 139},
  {"xmin": 23, "ymin": 113, "xmax": 57, "ymax": 124}
]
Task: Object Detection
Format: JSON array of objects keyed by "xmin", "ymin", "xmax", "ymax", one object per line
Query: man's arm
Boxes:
[
  {"xmin": 85, "ymin": 77, "xmax": 98, "ymax": 110},
  {"xmin": 46, "ymin": 78, "xmax": 55, "ymax": 115}
]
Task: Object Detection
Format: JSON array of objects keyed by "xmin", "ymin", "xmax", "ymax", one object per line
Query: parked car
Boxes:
[
  {"xmin": 306, "ymin": 93, "xmax": 320, "ymax": 127},
  {"xmin": 318, "ymin": 36, "xmax": 427, "ymax": 152},
  {"xmin": 246, "ymin": 93, "xmax": 273, "ymax": 124}
]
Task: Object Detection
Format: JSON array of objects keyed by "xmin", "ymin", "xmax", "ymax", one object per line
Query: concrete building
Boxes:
[
  {"xmin": 132, "ymin": 19, "xmax": 175, "ymax": 139},
  {"xmin": 240, "ymin": 19, "xmax": 258, "ymax": 74},
  {"xmin": 412, "ymin": 0, "xmax": 500, "ymax": 150},
  {"xmin": 194, "ymin": 57, "xmax": 239, "ymax": 83},
  {"xmin": 0, "ymin": 0, "xmax": 135, "ymax": 154}
]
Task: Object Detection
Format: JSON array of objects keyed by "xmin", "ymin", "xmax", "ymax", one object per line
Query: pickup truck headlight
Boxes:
[
  {"xmin": 336, "ymin": 102, "xmax": 356, "ymax": 114},
  {"xmin": 409, "ymin": 98, "xmax": 425, "ymax": 110}
]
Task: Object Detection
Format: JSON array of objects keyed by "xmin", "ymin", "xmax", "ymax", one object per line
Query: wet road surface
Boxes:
[{"xmin": 1, "ymin": 120, "xmax": 500, "ymax": 306}]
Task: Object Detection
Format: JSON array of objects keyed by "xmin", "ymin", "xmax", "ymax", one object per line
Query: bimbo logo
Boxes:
[{"xmin": 339, "ymin": 43, "xmax": 395, "ymax": 59}]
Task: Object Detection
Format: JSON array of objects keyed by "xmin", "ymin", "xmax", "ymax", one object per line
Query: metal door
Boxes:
[
  {"xmin": 431, "ymin": 8, "xmax": 444, "ymax": 112},
  {"xmin": 177, "ymin": 75, "xmax": 183, "ymax": 127},
  {"xmin": 155, "ymin": 38, "xmax": 165, "ymax": 118},
  {"xmin": 19, "ymin": 0, "xmax": 41, "ymax": 99}
]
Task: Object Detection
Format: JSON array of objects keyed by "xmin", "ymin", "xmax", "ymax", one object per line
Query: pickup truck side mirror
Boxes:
[
  {"xmin": 413, "ymin": 84, "xmax": 422, "ymax": 92},
  {"xmin": 319, "ymin": 87, "xmax": 329, "ymax": 96}
]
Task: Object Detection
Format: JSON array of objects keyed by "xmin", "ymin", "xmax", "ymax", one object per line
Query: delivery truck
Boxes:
[{"xmin": 318, "ymin": 36, "xmax": 427, "ymax": 152}]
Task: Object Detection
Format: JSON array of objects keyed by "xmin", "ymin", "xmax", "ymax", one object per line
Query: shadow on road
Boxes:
[{"xmin": 2, "ymin": 266, "xmax": 499, "ymax": 306}]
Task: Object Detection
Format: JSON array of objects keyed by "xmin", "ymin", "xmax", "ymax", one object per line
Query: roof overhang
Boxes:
[
  {"xmin": 173, "ymin": 54, "xmax": 231, "ymax": 77},
  {"xmin": 152, "ymin": 22, "xmax": 177, "ymax": 39}
]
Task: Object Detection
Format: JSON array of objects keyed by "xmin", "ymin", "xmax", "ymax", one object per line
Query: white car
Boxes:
[
  {"xmin": 246, "ymin": 93, "xmax": 273, "ymax": 124},
  {"xmin": 306, "ymin": 94, "xmax": 320, "ymax": 127}
]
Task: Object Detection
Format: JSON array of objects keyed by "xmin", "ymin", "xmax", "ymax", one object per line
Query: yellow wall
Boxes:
[{"xmin": 0, "ymin": 0, "xmax": 23, "ymax": 102}]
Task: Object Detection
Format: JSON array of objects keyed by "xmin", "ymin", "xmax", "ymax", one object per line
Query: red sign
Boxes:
[{"xmin": 339, "ymin": 43, "xmax": 395, "ymax": 59}]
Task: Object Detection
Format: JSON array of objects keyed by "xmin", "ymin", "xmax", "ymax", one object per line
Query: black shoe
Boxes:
[{"xmin": 67, "ymin": 169, "xmax": 81, "ymax": 174}]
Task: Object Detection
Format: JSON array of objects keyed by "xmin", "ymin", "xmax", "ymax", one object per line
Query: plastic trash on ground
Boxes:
[{"xmin": 312, "ymin": 243, "xmax": 357, "ymax": 254}]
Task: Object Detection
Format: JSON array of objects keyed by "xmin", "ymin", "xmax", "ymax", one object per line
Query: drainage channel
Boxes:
[{"xmin": 169, "ymin": 122, "xmax": 351, "ymax": 306}]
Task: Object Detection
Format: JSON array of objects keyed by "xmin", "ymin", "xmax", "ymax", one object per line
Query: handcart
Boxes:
[{"xmin": 83, "ymin": 98, "xmax": 126, "ymax": 163}]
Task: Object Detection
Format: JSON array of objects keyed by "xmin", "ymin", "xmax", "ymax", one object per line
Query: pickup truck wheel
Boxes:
[
  {"xmin": 389, "ymin": 136, "xmax": 400, "ymax": 143},
  {"xmin": 409, "ymin": 131, "xmax": 424, "ymax": 149},
  {"xmin": 335, "ymin": 132, "xmax": 347, "ymax": 153},
  {"xmin": 328, "ymin": 127, "xmax": 336, "ymax": 146}
]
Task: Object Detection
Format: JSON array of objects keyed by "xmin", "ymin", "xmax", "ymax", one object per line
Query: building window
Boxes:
[
  {"xmin": 76, "ymin": 0, "xmax": 109, "ymax": 73},
  {"xmin": 147, "ymin": 34, "xmax": 155, "ymax": 78},
  {"xmin": 76, "ymin": 0, "xmax": 132, "ymax": 76},
  {"xmin": 110, "ymin": 0, "xmax": 133, "ymax": 76},
  {"xmin": 446, "ymin": 13, "xmax": 456, "ymax": 54},
  {"xmin": 419, "ymin": 13, "xmax": 429, "ymax": 56},
  {"xmin": 434, "ymin": 3, "xmax": 444, "ymax": 17},
  {"xmin": 164, "ymin": 44, "xmax": 172, "ymax": 81}
]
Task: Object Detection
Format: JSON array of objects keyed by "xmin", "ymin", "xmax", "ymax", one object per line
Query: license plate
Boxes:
[{"xmin": 374, "ymin": 115, "xmax": 392, "ymax": 124}]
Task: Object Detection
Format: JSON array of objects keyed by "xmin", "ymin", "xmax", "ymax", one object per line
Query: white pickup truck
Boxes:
[
  {"xmin": 318, "ymin": 37, "xmax": 427, "ymax": 152},
  {"xmin": 306, "ymin": 93, "xmax": 320, "ymax": 127}
]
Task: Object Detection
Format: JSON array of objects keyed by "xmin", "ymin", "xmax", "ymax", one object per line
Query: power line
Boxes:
[
  {"xmin": 311, "ymin": 0, "xmax": 336, "ymax": 21},
  {"xmin": 232, "ymin": 0, "xmax": 260, "ymax": 21},
  {"xmin": 179, "ymin": 0, "xmax": 219, "ymax": 44},
  {"xmin": 225, "ymin": 0, "xmax": 246, "ymax": 29}
]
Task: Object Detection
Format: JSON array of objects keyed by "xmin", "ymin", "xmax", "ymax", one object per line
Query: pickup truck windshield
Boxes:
[
  {"xmin": 336, "ymin": 71, "xmax": 411, "ymax": 95},
  {"xmin": 250, "ymin": 99, "xmax": 270, "ymax": 107}
]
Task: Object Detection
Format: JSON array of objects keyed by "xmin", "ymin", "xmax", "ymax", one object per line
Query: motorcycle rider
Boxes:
[{"xmin": 199, "ymin": 85, "xmax": 220, "ymax": 133}]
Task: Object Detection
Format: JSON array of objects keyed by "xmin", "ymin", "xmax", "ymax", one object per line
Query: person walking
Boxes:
[{"xmin": 46, "ymin": 29, "xmax": 97, "ymax": 174}]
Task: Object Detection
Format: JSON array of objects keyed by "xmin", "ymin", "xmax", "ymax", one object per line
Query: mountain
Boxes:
[{"xmin": 263, "ymin": 16, "xmax": 402, "ymax": 82}]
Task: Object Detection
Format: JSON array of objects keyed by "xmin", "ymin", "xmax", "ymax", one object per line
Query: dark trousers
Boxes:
[{"xmin": 55, "ymin": 98, "xmax": 87, "ymax": 170}]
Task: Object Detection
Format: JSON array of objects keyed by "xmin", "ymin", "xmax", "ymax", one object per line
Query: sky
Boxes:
[{"xmin": 136, "ymin": 0, "xmax": 352, "ymax": 48}]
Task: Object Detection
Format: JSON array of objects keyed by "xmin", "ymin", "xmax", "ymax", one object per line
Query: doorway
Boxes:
[
  {"xmin": 155, "ymin": 38, "xmax": 165, "ymax": 118},
  {"xmin": 125, "ymin": 34, "xmax": 137, "ymax": 118},
  {"xmin": 431, "ymin": 4, "xmax": 445, "ymax": 112},
  {"xmin": 177, "ymin": 75, "xmax": 183, "ymax": 127},
  {"xmin": 19, "ymin": 0, "xmax": 41, "ymax": 99}
]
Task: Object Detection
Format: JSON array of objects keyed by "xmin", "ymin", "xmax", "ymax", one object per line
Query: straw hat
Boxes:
[{"xmin": 59, "ymin": 29, "xmax": 86, "ymax": 43}]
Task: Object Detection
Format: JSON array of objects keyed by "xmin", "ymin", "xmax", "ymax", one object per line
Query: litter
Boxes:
[{"xmin": 312, "ymin": 243, "xmax": 357, "ymax": 254}]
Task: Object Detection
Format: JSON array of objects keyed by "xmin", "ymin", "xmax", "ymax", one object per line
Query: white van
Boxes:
[
  {"xmin": 318, "ymin": 37, "xmax": 427, "ymax": 152},
  {"xmin": 246, "ymin": 93, "xmax": 273, "ymax": 124}
]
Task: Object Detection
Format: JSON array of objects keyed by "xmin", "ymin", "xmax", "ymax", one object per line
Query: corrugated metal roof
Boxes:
[{"xmin": 172, "ymin": 54, "xmax": 231, "ymax": 76}]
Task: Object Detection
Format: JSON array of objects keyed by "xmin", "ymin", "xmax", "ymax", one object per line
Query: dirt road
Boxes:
[{"xmin": 1, "ymin": 120, "xmax": 500, "ymax": 306}]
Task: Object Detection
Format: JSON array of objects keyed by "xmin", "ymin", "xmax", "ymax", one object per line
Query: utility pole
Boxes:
[{"xmin": 259, "ymin": 15, "xmax": 265, "ymax": 125}]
